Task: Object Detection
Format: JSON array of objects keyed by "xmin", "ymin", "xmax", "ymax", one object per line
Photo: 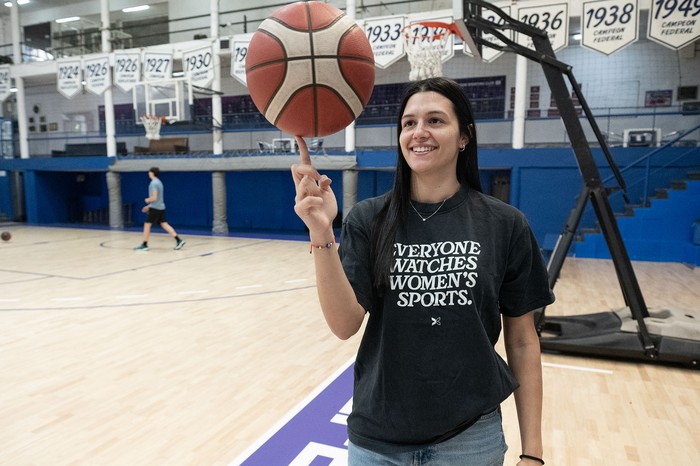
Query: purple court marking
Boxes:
[{"xmin": 231, "ymin": 358, "xmax": 354, "ymax": 466}]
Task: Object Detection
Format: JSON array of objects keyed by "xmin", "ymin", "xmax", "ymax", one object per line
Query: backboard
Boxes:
[
  {"xmin": 453, "ymin": 0, "xmax": 483, "ymax": 60},
  {"xmin": 133, "ymin": 77, "xmax": 194, "ymax": 124}
]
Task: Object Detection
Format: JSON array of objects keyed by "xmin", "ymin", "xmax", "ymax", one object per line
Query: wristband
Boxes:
[
  {"xmin": 309, "ymin": 237, "xmax": 335, "ymax": 253},
  {"xmin": 519, "ymin": 454, "xmax": 545, "ymax": 465}
]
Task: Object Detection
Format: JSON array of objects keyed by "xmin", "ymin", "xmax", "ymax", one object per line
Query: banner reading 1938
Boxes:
[{"xmin": 581, "ymin": 0, "xmax": 639, "ymax": 55}]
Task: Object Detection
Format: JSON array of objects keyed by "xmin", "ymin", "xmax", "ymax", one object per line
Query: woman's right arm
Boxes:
[{"xmin": 292, "ymin": 137, "xmax": 366, "ymax": 339}]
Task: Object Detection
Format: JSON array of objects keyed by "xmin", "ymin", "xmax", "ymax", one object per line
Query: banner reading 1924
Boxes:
[{"xmin": 56, "ymin": 58, "xmax": 82, "ymax": 98}]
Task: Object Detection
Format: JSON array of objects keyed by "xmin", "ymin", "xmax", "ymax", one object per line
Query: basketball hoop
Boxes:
[
  {"xmin": 140, "ymin": 115, "xmax": 166, "ymax": 140},
  {"xmin": 402, "ymin": 21, "xmax": 463, "ymax": 81}
]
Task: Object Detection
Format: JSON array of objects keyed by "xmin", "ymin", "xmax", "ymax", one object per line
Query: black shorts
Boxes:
[{"xmin": 146, "ymin": 208, "xmax": 167, "ymax": 224}]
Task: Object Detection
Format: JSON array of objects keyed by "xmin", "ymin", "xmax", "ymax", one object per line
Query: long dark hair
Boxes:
[{"xmin": 369, "ymin": 77, "xmax": 482, "ymax": 290}]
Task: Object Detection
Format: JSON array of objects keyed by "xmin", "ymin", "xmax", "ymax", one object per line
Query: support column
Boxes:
[
  {"xmin": 101, "ymin": 0, "xmax": 117, "ymax": 156},
  {"xmin": 342, "ymin": 169, "xmax": 358, "ymax": 220},
  {"xmin": 106, "ymin": 171, "xmax": 123, "ymax": 229},
  {"xmin": 10, "ymin": 0, "xmax": 28, "ymax": 159},
  {"xmin": 512, "ymin": 55, "xmax": 528, "ymax": 149},
  {"xmin": 344, "ymin": 0, "xmax": 357, "ymax": 153},
  {"xmin": 211, "ymin": 0, "xmax": 223, "ymax": 154},
  {"xmin": 212, "ymin": 171, "xmax": 228, "ymax": 234}
]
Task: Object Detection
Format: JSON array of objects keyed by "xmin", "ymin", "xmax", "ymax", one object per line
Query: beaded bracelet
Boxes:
[
  {"xmin": 519, "ymin": 454, "xmax": 545, "ymax": 465},
  {"xmin": 309, "ymin": 238, "xmax": 335, "ymax": 253}
]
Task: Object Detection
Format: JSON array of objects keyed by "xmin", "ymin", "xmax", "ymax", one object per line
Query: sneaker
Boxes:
[
  {"xmin": 174, "ymin": 239, "xmax": 186, "ymax": 250},
  {"xmin": 134, "ymin": 244, "xmax": 149, "ymax": 251}
]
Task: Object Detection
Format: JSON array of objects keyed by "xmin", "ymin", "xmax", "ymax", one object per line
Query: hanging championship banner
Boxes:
[
  {"xmin": 648, "ymin": 0, "xmax": 700, "ymax": 50},
  {"xmin": 362, "ymin": 15, "xmax": 406, "ymax": 69},
  {"xmin": 405, "ymin": 13, "xmax": 455, "ymax": 62},
  {"xmin": 83, "ymin": 54, "xmax": 111, "ymax": 95},
  {"xmin": 516, "ymin": 1, "xmax": 569, "ymax": 52},
  {"xmin": 581, "ymin": 0, "xmax": 639, "ymax": 55},
  {"xmin": 183, "ymin": 44, "xmax": 214, "ymax": 88},
  {"xmin": 113, "ymin": 51, "xmax": 141, "ymax": 92},
  {"xmin": 463, "ymin": 2, "xmax": 512, "ymax": 62},
  {"xmin": 56, "ymin": 58, "xmax": 82, "ymax": 98},
  {"xmin": 231, "ymin": 33, "xmax": 253, "ymax": 86},
  {"xmin": 0, "ymin": 65, "xmax": 11, "ymax": 102},
  {"xmin": 143, "ymin": 51, "xmax": 173, "ymax": 81}
]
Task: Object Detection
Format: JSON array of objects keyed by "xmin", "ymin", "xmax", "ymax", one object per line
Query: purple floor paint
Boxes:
[{"xmin": 232, "ymin": 359, "xmax": 354, "ymax": 466}]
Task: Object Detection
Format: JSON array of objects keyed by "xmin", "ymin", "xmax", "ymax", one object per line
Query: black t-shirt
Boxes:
[{"xmin": 339, "ymin": 185, "xmax": 555, "ymax": 453}]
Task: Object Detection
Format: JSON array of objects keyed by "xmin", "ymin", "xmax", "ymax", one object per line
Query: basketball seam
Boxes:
[
  {"xmin": 304, "ymin": 2, "xmax": 319, "ymax": 136},
  {"xmin": 274, "ymin": 84, "xmax": 356, "ymax": 136},
  {"xmin": 247, "ymin": 29, "xmax": 288, "ymax": 117},
  {"xmin": 337, "ymin": 25, "xmax": 372, "ymax": 107},
  {"xmin": 265, "ymin": 10, "xmax": 346, "ymax": 33}
]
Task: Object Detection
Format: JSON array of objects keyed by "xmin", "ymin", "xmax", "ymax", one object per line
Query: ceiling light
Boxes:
[
  {"xmin": 4, "ymin": 0, "xmax": 30, "ymax": 7},
  {"xmin": 56, "ymin": 16, "xmax": 80, "ymax": 23},
  {"xmin": 123, "ymin": 5, "xmax": 150, "ymax": 13}
]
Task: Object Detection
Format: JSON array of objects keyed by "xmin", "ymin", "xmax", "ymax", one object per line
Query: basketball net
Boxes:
[
  {"xmin": 402, "ymin": 21, "xmax": 460, "ymax": 81},
  {"xmin": 141, "ymin": 115, "xmax": 165, "ymax": 140}
]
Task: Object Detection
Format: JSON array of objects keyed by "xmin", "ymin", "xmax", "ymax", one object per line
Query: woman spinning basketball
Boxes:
[{"xmin": 291, "ymin": 77, "xmax": 554, "ymax": 466}]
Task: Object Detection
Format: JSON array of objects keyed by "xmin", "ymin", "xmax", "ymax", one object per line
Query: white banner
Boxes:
[
  {"xmin": 183, "ymin": 44, "xmax": 214, "ymax": 88},
  {"xmin": 405, "ymin": 13, "xmax": 455, "ymax": 63},
  {"xmin": 648, "ymin": 0, "xmax": 700, "ymax": 50},
  {"xmin": 516, "ymin": 1, "xmax": 569, "ymax": 52},
  {"xmin": 83, "ymin": 54, "xmax": 111, "ymax": 95},
  {"xmin": 56, "ymin": 58, "xmax": 82, "ymax": 99},
  {"xmin": 581, "ymin": 0, "xmax": 639, "ymax": 55},
  {"xmin": 143, "ymin": 51, "xmax": 173, "ymax": 81},
  {"xmin": 362, "ymin": 15, "xmax": 406, "ymax": 69},
  {"xmin": 0, "ymin": 65, "xmax": 11, "ymax": 102},
  {"xmin": 463, "ymin": 2, "xmax": 512, "ymax": 63},
  {"xmin": 113, "ymin": 51, "xmax": 141, "ymax": 92},
  {"xmin": 231, "ymin": 33, "xmax": 252, "ymax": 86}
]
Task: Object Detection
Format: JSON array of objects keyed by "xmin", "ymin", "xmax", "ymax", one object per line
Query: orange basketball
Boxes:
[
  {"xmin": 245, "ymin": 1, "xmax": 375, "ymax": 137},
  {"xmin": 1, "ymin": 231, "xmax": 10, "ymax": 241}
]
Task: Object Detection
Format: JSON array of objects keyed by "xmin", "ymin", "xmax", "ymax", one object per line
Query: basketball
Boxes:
[
  {"xmin": 245, "ymin": 1, "xmax": 375, "ymax": 137},
  {"xmin": 1, "ymin": 231, "xmax": 10, "ymax": 241}
]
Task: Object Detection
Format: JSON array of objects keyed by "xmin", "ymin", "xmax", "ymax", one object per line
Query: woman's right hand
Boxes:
[{"xmin": 291, "ymin": 136, "xmax": 338, "ymax": 240}]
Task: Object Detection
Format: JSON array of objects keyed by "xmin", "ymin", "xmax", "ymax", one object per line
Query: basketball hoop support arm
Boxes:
[{"xmin": 459, "ymin": 1, "xmax": 657, "ymax": 358}]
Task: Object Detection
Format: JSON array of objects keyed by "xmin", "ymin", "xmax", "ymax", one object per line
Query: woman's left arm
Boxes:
[{"xmin": 503, "ymin": 311, "xmax": 544, "ymax": 465}]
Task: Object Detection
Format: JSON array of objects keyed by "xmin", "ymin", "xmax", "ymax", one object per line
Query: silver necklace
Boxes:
[{"xmin": 410, "ymin": 199, "xmax": 447, "ymax": 222}]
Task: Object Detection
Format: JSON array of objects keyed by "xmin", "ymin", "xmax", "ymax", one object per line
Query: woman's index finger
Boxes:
[{"xmin": 295, "ymin": 136, "xmax": 312, "ymax": 165}]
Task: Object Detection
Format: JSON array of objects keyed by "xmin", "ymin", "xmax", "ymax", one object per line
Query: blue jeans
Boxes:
[{"xmin": 348, "ymin": 408, "xmax": 507, "ymax": 466}]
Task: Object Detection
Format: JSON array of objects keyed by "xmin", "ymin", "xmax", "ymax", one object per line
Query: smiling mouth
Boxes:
[{"xmin": 411, "ymin": 147, "xmax": 436, "ymax": 154}]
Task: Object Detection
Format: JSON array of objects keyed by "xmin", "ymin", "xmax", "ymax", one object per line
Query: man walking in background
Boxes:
[{"xmin": 134, "ymin": 167, "xmax": 186, "ymax": 251}]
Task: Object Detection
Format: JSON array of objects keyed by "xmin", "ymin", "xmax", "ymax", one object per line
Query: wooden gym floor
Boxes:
[{"xmin": 0, "ymin": 225, "xmax": 698, "ymax": 465}]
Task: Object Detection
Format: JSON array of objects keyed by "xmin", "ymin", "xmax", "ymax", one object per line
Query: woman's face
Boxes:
[{"xmin": 399, "ymin": 91, "xmax": 468, "ymax": 179}]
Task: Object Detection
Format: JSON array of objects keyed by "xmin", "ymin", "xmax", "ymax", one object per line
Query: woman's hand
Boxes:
[{"xmin": 291, "ymin": 136, "xmax": 337, "ymax": 239}]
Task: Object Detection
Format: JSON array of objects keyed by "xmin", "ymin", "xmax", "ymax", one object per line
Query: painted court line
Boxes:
[
  {"xmin": 114, "ymin": 294, "xmax": 150, "ymax": 299},
  {"xmin": 230, "ymin": 356, "xmax": 355, "ymax": 466},
  {"xmin": 0, "ymin": 298, "xmax": 20, "ymax": 302},
  {"xmin": 177, "ymin": 290, "xmax": 209, "ymax": 295},
  {"xmin": 543, "ymin": 362, "xmax": 614, "ymax": 375},
  {"xmin": 236, "ymin": 284, "xmax": 263, "ymax": 290}
]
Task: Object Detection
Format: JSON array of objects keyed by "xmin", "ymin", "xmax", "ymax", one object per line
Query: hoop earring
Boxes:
[{"xmin": 459, "ymin": 145, "xmax": 466, "ymax": 152}]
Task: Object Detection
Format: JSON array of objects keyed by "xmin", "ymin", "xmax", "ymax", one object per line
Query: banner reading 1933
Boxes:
[
  {"xmin": 648, "ymin": 0, "xmax": 700, "ymax": 50},
  {"xmin": 362, "ymin": 15, "xmax": 406, "ymax": 69},
  {"xmin": 231, "ymin": 33, "xmax": 252, "ymax": 86},
  {"xmin": 581, "ymin": 0, "xmax": 639, "ymax": 55}
]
